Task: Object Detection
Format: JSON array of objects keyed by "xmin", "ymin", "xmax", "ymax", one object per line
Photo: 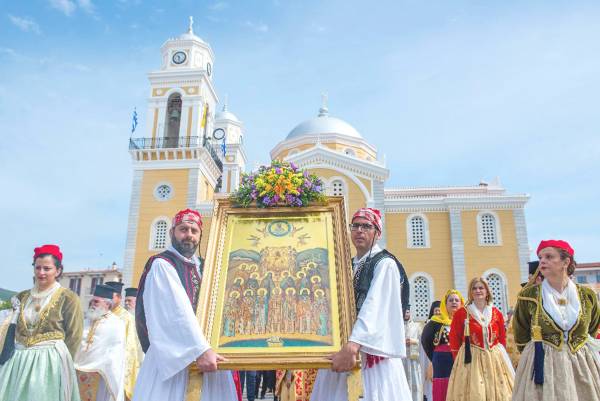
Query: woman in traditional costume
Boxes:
[
  {"xmin": 512, "ymin": 239, "xmax": 600, "ymax": 401},
  {"xmin": 0, "ymin": 244, "xmax": 83, "ymax": 401},
  {"xmin": 420, "ymin": 301, "xmax": 441, "ymax": 401},
  {"xmin": 421, "ymin": 290, "xmax": 464, "ymax": 401},
  {"xmin": 446, "ymin": 277, "xmax": 514, "ymax": 401}
]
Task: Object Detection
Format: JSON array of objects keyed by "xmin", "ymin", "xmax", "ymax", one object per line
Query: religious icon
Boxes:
[{"xmin": 195, "ymin": 196, "xmax": 356, "ymax": 369}]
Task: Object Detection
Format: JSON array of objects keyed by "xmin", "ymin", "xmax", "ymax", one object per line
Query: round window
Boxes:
[{"xmin": 154, "ymin": 184, "xmax": 173, "ymax": 201}]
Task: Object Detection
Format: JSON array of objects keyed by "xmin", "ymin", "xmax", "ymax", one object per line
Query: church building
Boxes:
[{"xmin": 123, "ymin": 20, "xmax": 530, "ymax": 321}]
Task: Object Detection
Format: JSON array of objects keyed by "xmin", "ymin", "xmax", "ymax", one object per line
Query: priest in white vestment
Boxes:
[
  {"xmin": 402, "ymin": 309, "xmax": 423, "ymax": 401},
  {"xmin": 75, "ymin": 284, "xmax": 127, "ymax": 401},
  {"xmin": 132, "ymin": 209, "xmax": 237, "ymax": 401},
  {"xmin": 311, "ymin": 208, "xmax": 411, "ymax": 401}
]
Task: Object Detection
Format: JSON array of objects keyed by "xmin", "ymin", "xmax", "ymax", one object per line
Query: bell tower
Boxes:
[
  {"xmin": 123, "ymin": 18, "xmax": 228, "ymax": 285},
  {"xmin": 214, "ymin": 97, "xmax": 247, "ymax": 193}
]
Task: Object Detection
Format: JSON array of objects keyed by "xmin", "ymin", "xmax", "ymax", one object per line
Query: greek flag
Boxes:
[
  {"xmin": 131, "ymin": 108, "xmax": 138, "ymax": 134},
  {"xmin": 221, "ymin": 138, "xmax": 226, "ymax": 156}
]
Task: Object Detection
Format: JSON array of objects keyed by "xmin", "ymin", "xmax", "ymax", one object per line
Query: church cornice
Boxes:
[
  {"xmin": 286, "ymin": 145, "xmax": 389, "ymax": 181},
  {"xmin": 384, "ymin": 194, "xmax": 529, "ymax": 213},
  {"xmin": 270, "ymin": 133, "xmax": 377, "ymax": 159},
  {"xmin": 129, "ymin": 148, "xmax": 221, "ymax": 187},
  {"xmin": 148, "ymin": 71, "xmax": 218, "ymax": 102}
]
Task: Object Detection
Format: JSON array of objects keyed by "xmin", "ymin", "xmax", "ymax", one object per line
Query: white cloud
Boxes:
[
  {"xmin": 208, "ymin": 1, "xmax": 228, "ymax": 11},
  {"xmin": 244, "ymin": 20, "xmax": 269, "ymax": 33},
  {"xmin": 49, "ymin": 0, "xmax": 76, "ymax": 16},
  {"xmin": 8, "ymin": 15, "xmax": 42, "ymax": 34}
]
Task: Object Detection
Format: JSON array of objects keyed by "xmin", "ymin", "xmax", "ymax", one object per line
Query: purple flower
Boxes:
[
  {"xmin": 273, "ymin": 194, "xmax": 280, "ymax": 203},
  {"xmin": 290, "ymin": 162, "xmax": 298, "ymax": 171},
  {"xmin": 275, "ymin": 167, "xmax": 282, "ymax": 175},
  {"xmin": 304, "ymin": 179, "xmax": 312, "ymax": 188},
  {"xmin": 262, "ymin": 196, "xmax": 271, "ymax": 205},
  {"xmin": 314, "ymin": 185, "xmax": 321, "ymax": 192},
  {"xmin": 251, "ymin": 190, "xmax": 258, "ymax": 199},
  {"xmin": 285, "ymin": 194, "xmax": 295, "ymax": 203},
  {"xmin": 303, "ymin": 170, "xmax": 309, "ymax": 178}
]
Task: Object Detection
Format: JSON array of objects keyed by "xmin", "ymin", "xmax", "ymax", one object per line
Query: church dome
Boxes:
[
  {"xmin": 215, "ymin": 101, "xmax": 239, "ymax": 122},
  {"xmin": 286, "ymin": 106, "xmax": 362, "ymax": 140}
]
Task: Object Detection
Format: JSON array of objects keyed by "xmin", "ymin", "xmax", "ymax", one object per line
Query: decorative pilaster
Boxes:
[
  {"xmin": 187, "ymin": 168, "xmax": 200, "ymax": 207},
  {"xmin": 513, "ymin": 208, "xmax": 530, "ymax": 282},
  {"xmin": 122, "ymin": 170, "xmax": 144, "ymax": 286},
  {"xmin": 371, "ymin": 179, "xmax": 386, "ymax": 247},
  {"xmin": 449, "ymin": 208, "xmax": 467, "ymax": 296}
]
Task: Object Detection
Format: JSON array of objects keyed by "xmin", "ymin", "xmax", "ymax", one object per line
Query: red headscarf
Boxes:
[
  {"xmin": 536, "ymin": 239, "xmax": 574, "ymax": 257},
  {"xmin": 172, "ymin": 209, "xmax": 202, "ymax": 228},
  {"xmin": 33, "ymin": 244, "xmax": 63, "ymax": 263},
  {"xmin": 352, "ymin": 208, "xmax": 383, "ymax": 233}
]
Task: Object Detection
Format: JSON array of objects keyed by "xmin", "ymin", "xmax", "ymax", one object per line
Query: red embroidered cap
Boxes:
[
  {"xmin": 352, "ymin": 208, "xmax": 383, "ymax": 232},
  {"xmin": 33, "ymin": 244, "xmax": 63, "ymax": 263},
  {"xmin": 536, "ymin": 239, "xmax": 574, "ymax": 257},
  {"xmin": 172, "ymin": 209, "xmax": 202, "ymax": 228}
]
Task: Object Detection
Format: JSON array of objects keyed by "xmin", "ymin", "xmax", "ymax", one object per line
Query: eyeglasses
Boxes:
[{"xmin": 349, "ymin": 223, "xmax": 375, "ymax": 231}]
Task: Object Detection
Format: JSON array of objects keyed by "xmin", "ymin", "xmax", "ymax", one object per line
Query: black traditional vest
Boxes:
[
  {"xmin": 135, "ymin": 250, "xmax": 203, "ymax": 353},
  {"xmin": 353, "ymin": 249, "xmax": 410, "ymax": 315}
]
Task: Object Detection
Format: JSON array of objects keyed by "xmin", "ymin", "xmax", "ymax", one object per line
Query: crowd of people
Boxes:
[{"xmin": 0, "ymin": 207, "xmax": 599, "ymax": 401}]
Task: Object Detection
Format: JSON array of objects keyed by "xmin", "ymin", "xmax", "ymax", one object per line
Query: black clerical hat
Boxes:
[
  {"xmin": 94, "ymin": 284, "xmax": 117, "ymax": 299},
  {"xmin": 528, "ymin": 261, "xmax": 540, "ymax": 275},
  {"xmin": 105, "ymin": 281, "xmax": 124, "ymax": 295},
  {"xmin": 125, "ymin": 287, "xmax": 138, "ymax": 297}
]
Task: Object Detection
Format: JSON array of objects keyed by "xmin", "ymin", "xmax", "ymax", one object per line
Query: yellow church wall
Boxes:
[
  {"xmin": 385, "ymin": 212, "xmax": 455, "ymax": 301},
  {"xmin": 461, "ymin": 210, "xmax": 521, "ymax": 305},
  {"xmin": 131, "ymin": 169, "xmax": 192, "ymax": 282},
  {"xmin": 308, "ymin": 168, "xmax": 367, "ymax": 219}
]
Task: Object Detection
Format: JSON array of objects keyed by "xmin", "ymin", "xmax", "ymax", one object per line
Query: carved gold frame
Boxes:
[{"xmin": 195, "ymin": 195, "xmax": 355, "ymax": 369}]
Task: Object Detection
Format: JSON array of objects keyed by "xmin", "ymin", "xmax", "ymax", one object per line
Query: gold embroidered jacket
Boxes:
[
  {"xmin": 16, "ymin": 287, "xmax": 84, "ymax": 357},
  {"xmin": 513, "ymin": 283, "xmax": 600, "ymax": 353}
]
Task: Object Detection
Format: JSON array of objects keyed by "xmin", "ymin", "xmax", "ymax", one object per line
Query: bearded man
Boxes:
[
  {"xmin": 310, "ymin": 208, "xmax": 411, "ymax": 401},
  {"xmin": 124, "ymin": 288, "xmax": 137, "ymax": 314},
  {"xmin": 105, "ymin": 281, "xmax": 140, "ymax": 401},
  {"xmin": 133, "ymin": 209, "xmax": 237, "ymax": 401},
  {"xmin": 75, "ymin": 284, "xmax": 127, "ymax": 401}
]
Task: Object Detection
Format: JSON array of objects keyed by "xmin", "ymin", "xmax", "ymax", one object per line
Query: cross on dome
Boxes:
[
  {"xmin": 188, "ymin": 16, "xmax": 194, "ymax": 35},
  {"xmin": 319, "ymin": 93, "xmax": 329, "ymax": 117}
]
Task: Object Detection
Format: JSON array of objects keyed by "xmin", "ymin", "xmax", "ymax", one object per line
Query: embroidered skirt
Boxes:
[
  {"xmin": 0, "ymin": 340, "xmax": 80, "ymax": 401},
  {"xmin": 446, "ymin": 344, "xmax": 514, "ymax": 401},
  {"xmin": 512, "ymin": 341, "xmax": 600, "ymax": 401}
]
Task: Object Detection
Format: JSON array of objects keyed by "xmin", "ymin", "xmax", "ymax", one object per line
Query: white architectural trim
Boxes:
[
  {"xmin": 187, "ymin": 169, "xmax": 199, "ymax": 208},
  {"xmin": 149, "ymin": 216, "xmax": 171, "ymax": 251},
  {"xmin": 384, "ymin": 194, "xmax": 529, "ymax": 213},
  {"xmin": 406, "ymin": 213, "xmax": 431, "ymax": 248},
  {"xmin": 271, "ymin": 132, "xmax": 378, "ymax": 159},
  {"xmin": 513, "ymin": 208, "xmax": 530, "ymax": 282},
  {"xmin": 477, "ymin": 210, "xmax": 503, "ymax": 246},
  {"xmin": 325, "ymin": 175, "xmax": 349, "ymax": 198},
  {"xmin": 285, "ymin": 144, "xmax": 389, "ymax": 182},
  {"xmin": 303, "ymin": 163, "xmax": 372, "ymax": 203},
  {"xmin": 122, "ymin": 170, "xmax": 144, "ymax": 286},
  {"xmin": 449, "ymin": 209, "xmax": 467, "ymax": 296}
]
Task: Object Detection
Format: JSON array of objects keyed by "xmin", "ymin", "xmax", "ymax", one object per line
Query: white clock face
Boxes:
[{"xmin": 172, "ymin": 51, "xmax": 187, "ymax": 65}]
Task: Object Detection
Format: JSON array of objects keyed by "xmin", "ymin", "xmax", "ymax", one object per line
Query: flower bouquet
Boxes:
[{"xmin": 231, "ymin": 160, "xmax": 325, "ymax": 207}]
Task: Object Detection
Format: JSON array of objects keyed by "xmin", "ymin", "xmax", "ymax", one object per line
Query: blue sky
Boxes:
[{"xmin": 1, "ymin": 0, "xmax": 599, "ymax": 291}]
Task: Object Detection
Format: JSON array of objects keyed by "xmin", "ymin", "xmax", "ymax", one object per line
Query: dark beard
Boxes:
[{"xmin": 171, "ymin": 234, "xmax": 199, "ymax": 258}]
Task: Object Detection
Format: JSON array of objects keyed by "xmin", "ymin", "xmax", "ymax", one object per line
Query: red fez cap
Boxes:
[
  {"xmin": 172, "ymin": 209, "xmax": 202, "ymax": 228},
  {"xmin": 33, "ymin": 244, "xmax": 63, "ymax": 263},
  {"xmin": 352, "ymin": 208, "xmax": 383, "ymax": 233},
  {"xmin": 536, "ymin": 239, "xmax": 574, "ymax": 257}
]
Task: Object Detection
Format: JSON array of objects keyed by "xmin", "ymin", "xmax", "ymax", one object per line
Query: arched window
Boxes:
[
  {"xmin": 344, "ymin": 148, "xmax": 356, "ymax": 157},
  {"xmin": 150, "ymin": 219, "xmax": 169, "ymax": 250},
  {"xmin": 411, "ymin": 275, "xmax": 432, "ymax": 321},
  {"xmin": 485, "ymin": 272, "xmax": 507, "ymax": 314},
  {"xmin": 164, "ymin": 93, "xmax": 182, "ymax": 147},
  {"xmin": 478, "ymin": 211, "xmax": 501, "ymax": 245},
  {"xmin": 407, "ymin": 214, "xmax": 429, "ymax": 248}
]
